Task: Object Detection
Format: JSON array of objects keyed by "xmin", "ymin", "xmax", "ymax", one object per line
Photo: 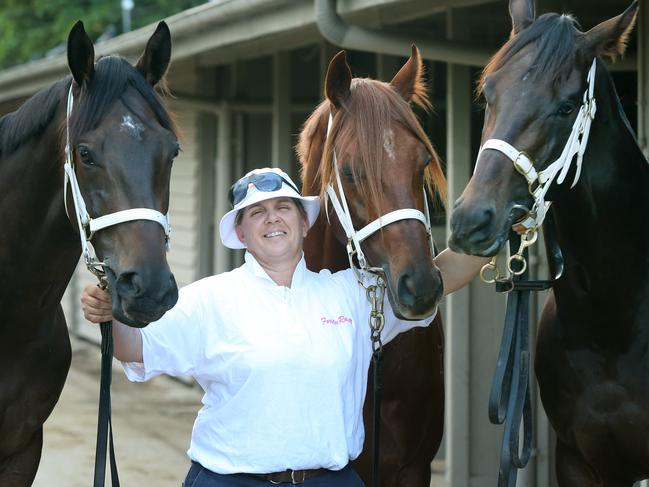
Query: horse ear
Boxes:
[
  {"xmin": 509, "ymin": 0, "xmax": 535, "ymax": 36},
  {"xmin": 390, "ymin": 45, "xmax": 428, "ymax": 107},
  {"xmin": 325, "ymin": 51, "xmax": 352, "ymax": 109},
  {"xmin": 582, "ymin": 1, "xmax": 638, "ymax": 60},
  {"xmin": 136, "ymin": 22, "xmax": 172, "ymax": 86},
  {"xmin": 67, "ymin": 21, "xmax": 95, "ymax": 86}
]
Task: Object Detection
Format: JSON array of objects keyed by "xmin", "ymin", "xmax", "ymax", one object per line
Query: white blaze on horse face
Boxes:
[
  {"xmin": 120, "ymin": 115, "xmax": 145, "ymax": 140},
  {"xmin": 383, "ymin": 128, "xmax": 396, "ymax": 161}
]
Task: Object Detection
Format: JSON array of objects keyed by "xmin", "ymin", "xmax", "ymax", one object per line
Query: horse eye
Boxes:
[
  {"xmin": 558, "ymin": 102, "xmax": 576, "ymax": 117},
  {"xmin": 341, "ymin": 166, "xmax": 354, "ymax": 180},
  {"xmin": 77, "ymin": 145, "xmax": 94, "ymax": 165}
]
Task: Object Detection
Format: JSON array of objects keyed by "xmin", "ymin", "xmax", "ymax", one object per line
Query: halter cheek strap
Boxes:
[
  {"xmin": 477, "ymin": 58, "xmax": 598, "ymax": 231},
  {"xmin": 325, "ymin": 113, "xmax": 435, "ymax": 283},
  {"xmin": 63, "ymin": 83, "xmax": 171, "ymax": 280}
]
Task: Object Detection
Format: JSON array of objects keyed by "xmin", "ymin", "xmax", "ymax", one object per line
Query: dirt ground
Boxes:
[
  {"xmin": 33, "ymin": 335, "xmax": 446, "ymax": 487},
  {"xmin": 34, "ymin": 336, "xmax": 202, "ymax": 487}
]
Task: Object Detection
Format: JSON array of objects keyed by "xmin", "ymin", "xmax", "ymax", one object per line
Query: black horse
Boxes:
[
  {"xmin": 449, "ymin": 1, "xmax": 648, "ymax": 485},
  {"xmin": 0, "ymin": 22, "xmax": 179, "ymax": 486}
]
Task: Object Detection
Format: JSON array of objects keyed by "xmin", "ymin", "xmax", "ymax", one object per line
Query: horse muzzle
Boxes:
[
  {"xmin": 105, "ymin": 266, "xmax": 178, "ymax": 327},
  {"xmin": 387, "ymin": 265, "xmax": 443, "ymax": 320}
]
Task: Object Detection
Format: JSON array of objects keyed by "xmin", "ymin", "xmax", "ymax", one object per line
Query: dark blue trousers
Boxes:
[{"xmin": 182, "ymin": 461, "xmax": 365, "ymax": 486}]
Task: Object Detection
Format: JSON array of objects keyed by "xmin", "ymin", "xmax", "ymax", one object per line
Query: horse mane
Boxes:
[
  {"xmin": 0, "ymin": 56, "xmax": 177, "ymax": 159},
  {"xmin": 478, "ymin": 13, "xmax": 585, "ymax": 95},
  {"xmin": 69, "ymin": 55, "xmax": 177, "ymax": 142},
  {"xmin": 297, "ymin": 77, "xmax": 446, "ymax": 217},
  {"xmin": 0, "ymin": 79, "xmax": 68, "ymax": 158}
]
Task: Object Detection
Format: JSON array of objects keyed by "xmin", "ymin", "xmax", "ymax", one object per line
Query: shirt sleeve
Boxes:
[
  {"xmin": 122, "ymin": 281, "xmax": 206, "ymax": 382},
  {"xmin": 332, "ymin": 269, "xmax": 437, "ymax": 345}
]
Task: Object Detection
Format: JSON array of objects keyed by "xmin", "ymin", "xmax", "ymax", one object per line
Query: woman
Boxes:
[{"xmin": 82, "ymin": 167, "xmax": 486, "ymax": 486}]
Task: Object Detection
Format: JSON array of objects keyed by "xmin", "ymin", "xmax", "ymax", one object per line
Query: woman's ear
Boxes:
[{"xmin": 235, "ymin": 225, "xmax": 246, "ymax": 246}]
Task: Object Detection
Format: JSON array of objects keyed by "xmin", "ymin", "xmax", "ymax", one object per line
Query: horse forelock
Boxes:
[
  {"xmin": 478, "ymin": 13, "xmax": 585, "ymax": 97},
  {"xmin": 299, "ymin": 77, "xmax": 446, "ymax": 219},
  {"xmin": 69, "ymin": 56, "xmax": 177, "ymax": 144}
]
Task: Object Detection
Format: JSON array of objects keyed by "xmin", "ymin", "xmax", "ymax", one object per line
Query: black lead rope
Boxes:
[
  {"xmin": 489, "ymin": 218, "xmax": 563, "ymax": 487},
  {"xmin": 488, "ymin": 245, "xmax": 534, "ymax": 487},
  {"xmin": 94, "ymin": 321, "xmax": 120, "ymax": 487},
  {"xmin": 371, "ymin": 350, "xmax": 382, "ymax": 487}
]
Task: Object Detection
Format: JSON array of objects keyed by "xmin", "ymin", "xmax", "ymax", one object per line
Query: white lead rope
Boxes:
[
  {"xmin": 63, "ymin": 83, "xmax": 171, "ymax": 277},
  {"xmin": 477, "ymin": 58, "xmax": 598, "ymax": 231}
]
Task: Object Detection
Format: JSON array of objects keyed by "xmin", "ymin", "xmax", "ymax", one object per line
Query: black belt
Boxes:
[{"xmin": 247, "ymin": 468, "xmax": 330, "ymax": 484}]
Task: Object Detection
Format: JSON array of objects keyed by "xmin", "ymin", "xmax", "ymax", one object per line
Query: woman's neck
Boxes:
[{"xmin": 252, "ymin": 252, "xmax": 302, "ymax": 287}]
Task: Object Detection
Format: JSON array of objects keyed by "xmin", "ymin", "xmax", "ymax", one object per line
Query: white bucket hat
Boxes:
[{"xmin": 219, "ymin": 167, "xmax": 321, "ymax": 249}]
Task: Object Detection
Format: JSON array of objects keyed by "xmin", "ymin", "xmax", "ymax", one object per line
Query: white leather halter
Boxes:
[
  {"xmin": 325, "ymin": 113, "xmax": 435, "ymax": 281},
  {"xmin": 63, "ymin": 83, "xmax": 171, "ymax": 279},
  {"xmin": 477, "ymin": 58, "xmax": 598, "ymax": 230}
]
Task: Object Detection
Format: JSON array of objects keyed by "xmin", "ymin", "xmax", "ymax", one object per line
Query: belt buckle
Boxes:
[
  {"xmin": 291, "ymin": 469, "xmax": 306, "ymax": 484},
  {"xmin": 268, "ymin": 469, "xmax": 306, "ymax": 485}
]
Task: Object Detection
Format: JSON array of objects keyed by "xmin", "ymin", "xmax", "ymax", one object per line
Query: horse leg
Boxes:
[
  {"xmin": 0, "ymin": 427, "xmax": 43, "ymax": 487},
  {"xmin": 556, "ymin": 440, "xmax": 638, "ymax": 487},
  {"xmin": 556, "ymin": 440, "xmax": 601, "ymax": 487}
]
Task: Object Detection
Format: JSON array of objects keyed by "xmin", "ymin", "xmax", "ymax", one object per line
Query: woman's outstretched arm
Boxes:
[{"xmin": 434, "ymin": 248, "xmax": 491, "ymax": 296}]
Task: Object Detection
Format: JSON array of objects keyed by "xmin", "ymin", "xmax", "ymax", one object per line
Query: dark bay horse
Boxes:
[
  {"xmin": 298, "ymin": 47, "xmax": 446, "ymax": 487},
  {"xmin": 449, "ymin": 1, "xmax": 648, "ymax": 484},
  {"xmin": 0, "ymin": 21, "xmax": 179, "ymax": 485}
]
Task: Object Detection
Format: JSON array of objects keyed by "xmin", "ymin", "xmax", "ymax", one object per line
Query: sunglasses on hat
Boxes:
[{"xmin": 228, "ymin": 172, "xmax": 300, "ymax": 208}]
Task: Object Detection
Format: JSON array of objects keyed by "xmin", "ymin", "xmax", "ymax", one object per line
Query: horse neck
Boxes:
[
  {"xmin": 547, "ymin": 76, "xmax": 649, "ymax": 324},
  {"xmin": 0, "ymin": 101, "xmax": 80, "ymax": 304}
]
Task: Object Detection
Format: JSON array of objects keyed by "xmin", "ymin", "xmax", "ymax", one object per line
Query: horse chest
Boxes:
[{"xmin": 537, "ymin": 311, "xmax": 649, "ymax": 466}]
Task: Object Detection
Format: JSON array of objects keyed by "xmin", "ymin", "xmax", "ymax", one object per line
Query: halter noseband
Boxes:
[
  {"xmin": 325, "ymin": 112, "xmax": 435, "ymax": 283},
  {"xmin": 477, "ymin": 58, "xmax": 598, "ymax": 232},
  {"xmin": 63, "ymin": 83, "xmax": 171, "ymax": 281}
]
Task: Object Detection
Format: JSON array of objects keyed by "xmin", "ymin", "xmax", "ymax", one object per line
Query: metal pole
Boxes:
[{"xmin": 121, "ymin": 0, "xmax": 134, "ymax": 34}]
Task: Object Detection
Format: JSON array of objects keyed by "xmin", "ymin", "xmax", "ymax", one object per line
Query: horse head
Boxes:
[
  {"xmin": 301, "ymin": 47, "xmax": 446, "ymax": 320},
  {"xmin": 449, "ymin": 0, "xmax": 638, "ymax": 256},
  {"xmin": 66, "ymin": 21, "xmax": 179, "ymax": 327}
]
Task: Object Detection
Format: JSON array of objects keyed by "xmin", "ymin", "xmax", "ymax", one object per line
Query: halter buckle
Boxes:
[
  {"xmin": 587, "ymin": 99, "xmax": 597, "ymax": 119},
  {"xmin": 83, "ymin": 219, "xmax": 95, "ymax": 241}
]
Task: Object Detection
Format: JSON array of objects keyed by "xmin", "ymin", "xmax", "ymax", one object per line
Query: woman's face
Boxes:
[{"xmin": 235, "ymin": 197, "xmax": 308, "ymax": 265}]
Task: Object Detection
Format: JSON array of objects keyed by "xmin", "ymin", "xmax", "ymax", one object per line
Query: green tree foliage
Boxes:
[{"xmin": 0, "ymin": 0, "xmax": 204, "ymax": 69}]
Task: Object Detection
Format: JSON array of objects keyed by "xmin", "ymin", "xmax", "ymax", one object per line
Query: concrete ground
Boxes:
[
  {"xmin": 34, "ymin": 336, "xmax": 201, "ymax": 487},
  {"xmin": 34, "ymin": 336, "xmax": 446, "ymax": 486}
]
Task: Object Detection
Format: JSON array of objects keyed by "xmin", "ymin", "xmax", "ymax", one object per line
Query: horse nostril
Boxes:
[
  {"xmin": 397, "ymin": 274, "xmax": 417, "ymax": 307},
  {"xmin": 116, "ymin": 271, "xmax": 143, "ymax": 298},
  {"xmin": 467, "ymin": 207, "xmax": 495, "ymax": 243}
]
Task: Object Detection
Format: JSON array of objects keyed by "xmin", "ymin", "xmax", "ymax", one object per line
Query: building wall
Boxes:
[{"xmin": 6, "ymin": 2, "xmax": 645, "ymax": 486}]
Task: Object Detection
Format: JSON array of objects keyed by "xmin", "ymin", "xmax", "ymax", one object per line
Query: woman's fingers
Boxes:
[
  {"xmin": 512, "ymin": 223, "xmax": 527, "ymax": 235},
  {"xmin": 80, "ymin": 284, "xmax": 114, "ymax": 323}
]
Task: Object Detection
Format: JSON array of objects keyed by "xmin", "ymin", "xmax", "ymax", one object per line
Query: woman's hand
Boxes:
[
  {"xmin": 80, "ymin": 284, "xmax": 113, "ymax": 323},
  {"xmin": 80, "ymin": 284, "xmax": 143, "ymax": 362}
]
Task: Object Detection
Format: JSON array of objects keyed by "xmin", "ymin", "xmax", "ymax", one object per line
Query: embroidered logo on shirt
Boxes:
[{"xmin": 321, "ymin": 315, "xmax": 353, "ymax": 325}]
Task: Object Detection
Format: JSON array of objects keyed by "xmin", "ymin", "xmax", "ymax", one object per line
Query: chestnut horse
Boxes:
[
  {"xmin": 449, "ymin": 1, "xmax": 649, "ymax": 485},
  {"xmin": 298, "ymin": 47, "xmax": 446, "ymax": 487},
  {"xmin": 0, "ymin": 22, "xmax": 179, "ymax": 486}
]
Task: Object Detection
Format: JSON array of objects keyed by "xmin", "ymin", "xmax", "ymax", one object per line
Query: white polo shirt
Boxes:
[{"xmin": 123, "ymin": 252, "xmax": 435, "ymax": 474}]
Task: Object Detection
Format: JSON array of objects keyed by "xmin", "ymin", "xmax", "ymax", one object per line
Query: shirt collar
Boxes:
[{"xmin": 243, "ymin": 251, "xmax": 308, "ymax": 289}]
